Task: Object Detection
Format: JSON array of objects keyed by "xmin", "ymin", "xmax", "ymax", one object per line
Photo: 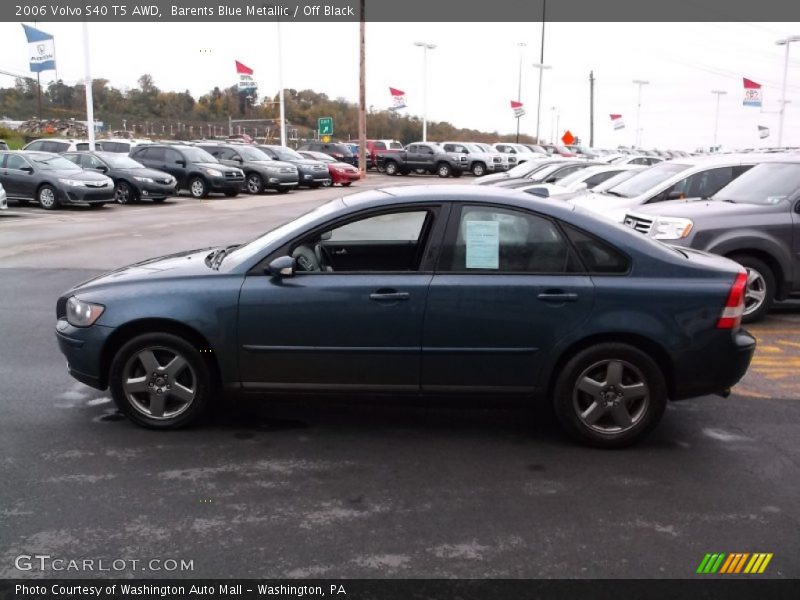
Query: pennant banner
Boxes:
[
  {"xmin": 610, "ymin": 114, "xmax": 625, "ymax": 130},
  {"xmin": 743, "ymin": 78, "xmax": 762, "ymax": 108},
  {"xmin": 389, "ymin": 87, "xmax": 407, "ymax": 110},
  {"xmin": 758, "ymin": 125, "xmax": 770, "ymax": 139},
  {"xmin": 236, "ymin": 61, "xmax": 257, "ymax": 92},
  {"xmin": 511, "ymin": 100, "xmax": 525, "ymax": 118},
  {"xmin": 22, "ymin": 24, "xmax": 56, "ymax": 73}
]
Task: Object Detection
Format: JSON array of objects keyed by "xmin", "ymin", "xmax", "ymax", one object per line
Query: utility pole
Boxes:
[
  {"xmin": 711, "ymin": 90, "xmax": 726, "ymax": 150},
  {"xmin": 414, "ymin": 41, "xmax": 436, "ymax": 142},
  {"xmin": 589, "ymin": 70, "xmax": 595, "ymax": 147},
  {"xmin": 516, "ymin": 42, "xmax": 526, "ymax": 143},
  {"xmin": 775, "ymin": 35, "xmax": 800, "ymax": 147},
  {"xmin": 82, "ymin": 22, "xmax": 95, "ymax": 150},
  {"xmin": 535, "ymin": 0, "xmax": 547, "ymax": 143},
  {"xmin": 632, "ymin": 79, "xmax": 649, "ymax": 148},
  {"xmin": 277, "ymin": 20, "xmax": 287, "ymax": 146},
  {"xmin": 358, "ymin": 0, "xmax": 367, "ymax": 177}
]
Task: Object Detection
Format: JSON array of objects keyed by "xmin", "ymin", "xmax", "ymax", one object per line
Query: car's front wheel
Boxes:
[
  {"xmin": 384, "ymin": 161, "xmax": 399, "ymax": 176},
  {"xmin": 246, "ymin": 173, "xmax": 264, "ymax": 194},
  {"xmin": 472, "ymin": 162, "xmax": 486, "ymax": 177},
  {"xmin": 114, "ymin": 181, "xmax": 137, "ymax": 204},
  {"xmin": 437, "ymin": 163, "xmax": 452, "ymax": 178},
  {"xmin": 109, "ymin": 333, "xmax": 213, "ymax": 429},
  {"xmin": 553, "ymin": 343, "xmax": 667, "ymax": 448},
  {"xmin": 38, "ymin": 185, "xmax": 59, "ymax": 210},
  {"xmin": 189, "ymin": 177, "xmax": 209, "ymax": 199}
]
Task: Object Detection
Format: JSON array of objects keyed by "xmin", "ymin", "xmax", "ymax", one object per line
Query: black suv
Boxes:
[
  {"xmin": 0, "ymin": 151, "xmax": 114, "ymax": 209},
  {"xmin": 255, "ymin": 145, "xmax": 331, "ymax": 188},
  {"xmin": 198, "ymin": 144, "xmax": 299, "ymax": 194},
  {"xmin": 296, "ymin": 141, "xmax": 357, "ymax": 166},
  {"xmin": 623, "ymin": 158, "xmax": 800, "ymax": 322},
  {"xmin": 130, "ymin": 144, "xmax": 244, "ymax": 198}
]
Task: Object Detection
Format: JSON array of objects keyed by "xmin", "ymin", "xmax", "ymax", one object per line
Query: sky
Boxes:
[{"xmin": 1, "ymin": 21, "xmax": 799, "ymax": 150}]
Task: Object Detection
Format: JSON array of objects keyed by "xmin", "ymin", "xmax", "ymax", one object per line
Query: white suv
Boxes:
[
  {"xmin": 23, "ymin": 138, "xmax": 90, "ymax": 153},
  {"xmin": 441, "ymin": 141, "xmax": 507, "ymax": 176}
]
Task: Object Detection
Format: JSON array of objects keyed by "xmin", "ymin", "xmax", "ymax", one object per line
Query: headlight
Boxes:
[
  {"xmin": 66, "ymin": 296, "xmax": 105, "ymax": 327},
  {"xmin": 133, "ymin": 176, "xmax": 154, "ymax": 183},
  {"xmin": 59, "ymin": 178, "xmax": 83, "ymax": 187},
  {"xmin": 651, "ymin": 217, "xmax": 694, "ymax": 240},
  {"xmin": 205, "ymin": 168, "xmax": 223, "ymax": 177}
]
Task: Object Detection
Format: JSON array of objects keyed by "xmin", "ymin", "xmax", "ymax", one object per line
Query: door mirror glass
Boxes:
[{"xmin": 267, "ymin": 255, "xmax": 295, "ymax": 278}]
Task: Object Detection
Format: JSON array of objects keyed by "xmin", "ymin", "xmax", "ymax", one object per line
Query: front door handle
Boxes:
[
  {"xmin": 369, "ymin": 290, "xmax": 410, "ymax": 302},
  {"xmin": 537, "ymin": 291, "xmax": 579, "ymax": 303}
]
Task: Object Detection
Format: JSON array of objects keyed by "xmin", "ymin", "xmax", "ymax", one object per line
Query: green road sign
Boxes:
[{"xmin": 318, "ymin": 117, "xmax": 333, "ymax": 136}]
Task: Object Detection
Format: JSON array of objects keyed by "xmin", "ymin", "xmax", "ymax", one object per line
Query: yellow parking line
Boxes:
[
  {"xmin": 777, "ymin": 340, "xmax": 800, "ymax": 349},
  {"xmin": 733, "ymin": 387, "xmax": 771, "ymax": 399}
]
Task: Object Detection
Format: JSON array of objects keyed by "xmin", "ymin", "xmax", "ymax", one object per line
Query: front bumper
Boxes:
[
  {"xmin": 55, "ymin": 319, "xmax": 114, "ymax": 390},
  {"xmin": 265, "ymin": 172, "xmax": 300, "ymax": 190},
  {"xmin": 136, "ymin": 181, "xmax": 178, "ymax": 199},
  {"xmin": 671, "ymin": 329, "xmax": 757, "ymax": 400},
  {"xmin": 298, "ymin": 169, "xmax": 332, "ymax": 186},
  {"xmin": 60, "ymin": 185, "xmax": 114, "ymax": 205},
  {"xmin": 331, "ymin": 169, "xmax": 360, "ymax": 184},
  {"xmin": 208, "ymin": 175, "xmax": 245, "ymax": 193}
]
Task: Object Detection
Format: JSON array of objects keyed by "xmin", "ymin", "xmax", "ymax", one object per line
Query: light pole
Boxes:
[
  {"xmin": 277, "ymin": 20, "xmax": 287, "ymax": 147},
  {"xmin": 516, "ymin": 42, "xmax": 527, "ymax": 143},
  {"xmin": 414, "ymin": 41, "xmax": 436, "ymax": 142},
  {"xmin": 632, "ymin": 79, "xmax": 649, "ymax": 148},
  {"xmin": 711, "ymin": 90, "xmax": 727, "ymax": 150},
  {"xmin": 532, "ymin": 63, "xmax": 551, "ymax": 143},
  {"xmin": 775, "ymin": 35, "xmax": 800, "ymax": 147}
]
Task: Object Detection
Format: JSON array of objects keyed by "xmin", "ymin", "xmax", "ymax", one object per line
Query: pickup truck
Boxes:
[
  {"xmin": 441, "ymin": 141, "xmax": 507, "ymax": 176},
  {"xmin": 621, "ymin": 158, "xmax": 800, "ymax": 322},
  {"xmin": 376, "ymin": 142, "xmax": 468, "ymax": 178}
]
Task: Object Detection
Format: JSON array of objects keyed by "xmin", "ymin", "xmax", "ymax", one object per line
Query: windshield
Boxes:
[
  {"xmin": 507, "ymin": 160, "xmax": 550, "ymax": 177},
  {"xmin": 223, "ymin": 199, "xmax": 346, "ymax": 268},
  {"xmin": 465, "ymin": 144, "xmax": 483, "ymax": 153},
  {"xmin": 607, "ymin": 162, "xmax": 690, "ymax": 198},
  {"xmin": 31, "ymin": 153, "xmax": 81, "ymax": 171},
  {"xmin": 557, "ymin": 166, "xmax": 602, "ymax": 187},
  {"xmin": 183, "ymin": 147, "xmax": 218, "ymax": 163},
  {"xmin": 238, "ymin": 146, "xmax": 270, "ymax": 161},
  {"xmin": 592, "ymin": 168, "xmax": 641, "ymax": 192},
  {"xmin": 713, "ymin": 162, "xmax": 800, "ymax": 205},
  {"xmin": 270, "ymin": 146, "xmax": 303, "ymax": 161},
  {"xmin": 102, "ymin": 154, "xmax": 143, "ymax": 168},
  {"xmin": 389, "ymin": 141, "xmax": 403, "ymax": 149}
]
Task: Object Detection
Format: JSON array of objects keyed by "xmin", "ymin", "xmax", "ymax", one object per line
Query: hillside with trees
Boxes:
[{"xmin": 0, "ymin": 74, "xmax": 539, "ymax": 145}]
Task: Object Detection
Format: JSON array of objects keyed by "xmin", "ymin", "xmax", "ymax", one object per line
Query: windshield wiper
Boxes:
[
  {"xmin": 603, "ymin": 190, "xmax": 626, "ymax": 198},
  {"xmin": 210, "ymin": 244, "xmax": 241, "ymax": 269}
]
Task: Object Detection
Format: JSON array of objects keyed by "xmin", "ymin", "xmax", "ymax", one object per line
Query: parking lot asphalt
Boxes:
[{"xmin": 1, "ymin": 173, "xmax": 798, "ymax": 579}]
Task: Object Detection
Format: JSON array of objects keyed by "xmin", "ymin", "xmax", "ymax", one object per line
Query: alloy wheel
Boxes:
[
  {"xmin": 39, "ymin": 187, "xmax": 56, "ymax": 208},
  {"xmin": 743, "ymin": 267, "xmax": 767, "ymax": 317},
  {"xmin": 122, "ymin": 346, "xmax": 197, "ymax": 420},
  {"xmin": 572, "ymin": 359, "xmax": 649, "ymax": 434},
  {"xmin": 115, "ymin": 183, "xmax": 131, "ymax": 204}
]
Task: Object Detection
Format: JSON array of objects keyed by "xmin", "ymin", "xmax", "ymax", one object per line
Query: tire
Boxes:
[
  {"xmin": 224, "ymin": 191, "xmax": 239, "ymax": 198},
  {"xmin": 415, "ymin": 168, "xmax": 428, "ymax": 175},
  {"xmin": 322, "ymin": 179, "xmax": 333, "ymax": 188},
  {"xmin": 246, "ymin": 173, "xmax": 264, "ymax": 194},
  {"xmin": 729, "ymin": 254, "xmax": 775, "ymax": 323},
  {"xmin": 437, "ymin": 163, "xmax": 452, "ymax": 178},
  {"xmin": 114, "ymin": 181, "xmax": 137, "ymax": 205},
  {"xmin": 384, "ymin": 161, "xmax": 399, "ymax": 176},
  {"xmin": 37, "ymin": 184, "xmax": 59, "ymax": 210},
  {"xmin": 552, "ymin": 343, "xmax": 667, "ymax": 448},
  {"xmin": 109, "ymin": 333, "xmax": 213, "ymax": 429},
  {"xmin": 188, "ymin": 177, "xmax": 209, "ymax": 199},
  {"xmin": 472, "ymin": 162, "xmax": 487, "ymax": 177}
]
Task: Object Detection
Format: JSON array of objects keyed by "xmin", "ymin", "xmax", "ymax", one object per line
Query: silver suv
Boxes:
[{"xmin": 441, "ymin": 141, "xmax": 507, "ymax": 177}]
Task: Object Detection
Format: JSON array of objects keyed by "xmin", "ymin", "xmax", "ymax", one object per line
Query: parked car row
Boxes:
[{"xmin": 475, "ymin": 150, "xmax": 800, "ymax": 322}]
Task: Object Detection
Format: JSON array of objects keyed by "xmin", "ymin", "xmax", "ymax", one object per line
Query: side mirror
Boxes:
[
  {"xmin": 176, "ymin": 159, "xmax": 186, "ymax": 166},
  {"xmin": 266, "ymin": 255, "xmax": 295, "ymax": 278},
  {"xmin": 234, "ymin": 156, "xmax": 243, "ymax": 162},
  {"xmin": 95, "ymin": 165, "xmax": 109, "ymax": 173},
  {"xmin": 21, "ymin": 166, "xmax": 34, "ymax": 174}
]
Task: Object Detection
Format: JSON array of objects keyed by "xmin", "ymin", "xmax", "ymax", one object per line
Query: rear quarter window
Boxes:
[{"xmin": 562, "ymin": 224, "xmax": 631, "ymax": 274}]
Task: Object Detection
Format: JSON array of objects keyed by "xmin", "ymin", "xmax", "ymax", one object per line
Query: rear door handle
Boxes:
[
  {"xmin": 537, "ymin": 291, "xmax": 579, "ymax": 303},
  {"xmin": 369, "ymin": 290, "xmax": 410, "ymax": 302}
]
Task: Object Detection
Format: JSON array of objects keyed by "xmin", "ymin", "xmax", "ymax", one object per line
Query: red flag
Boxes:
[
  {"xmin": 389, "ymin": 87, "xmax": 405, "ymax": 97},
  {"xmin": 743, "ymin": 78, "xmax": 761, "ymax": 89},
  {"xmin": 561, "ymin": 130, "xmax": 575, "ymax": 146},
  {"xmin": 510, "ymin": 100, "xmax": 523, "ymax": 109},
  {"xmin": 510, "ymin": 100, "xmax": 525, "ymax": 117},
  {"xmin": 235, "ymin": 60, "xmax": 254, "ymax": 75}
]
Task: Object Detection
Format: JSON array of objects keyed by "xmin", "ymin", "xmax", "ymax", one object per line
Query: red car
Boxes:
[{"xmin": 299, "ymin": 150, "xmax": 360, "ymax": 186}]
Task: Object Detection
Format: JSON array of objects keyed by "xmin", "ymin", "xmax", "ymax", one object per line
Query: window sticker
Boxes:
[{"xmin": 465, "ymin": 220, "xmax": 500, "ymax": 269}]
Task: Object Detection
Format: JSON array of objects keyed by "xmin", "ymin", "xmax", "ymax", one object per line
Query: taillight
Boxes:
[{"xmin": 716, "ymin": 271, "xmax": 748, "ymax": 329}]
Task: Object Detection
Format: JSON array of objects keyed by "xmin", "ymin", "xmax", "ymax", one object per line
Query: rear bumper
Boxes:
[{"xmin": 671, "ymin": 329, "xmax": 757, "ymax": 400}]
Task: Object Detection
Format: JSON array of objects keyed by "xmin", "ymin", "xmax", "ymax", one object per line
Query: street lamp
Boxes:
[
  {"xmin": 632, "ymin": 79, "xmax": 650, "ymax": 148},
  {"xmin": 711, "ymin": 90, "xmax": 727, "ymax": 150},
  {"xmin": 532, "ymin": 63, "xmax": 551, "ymax": 143},
  {"xmin": 414, "ymin": 41, "xmax": 437, "ymax": 142},
  {"xmin": 775, "ymin": 35, "xmax": 800, "ymax": 147},
  {"xmin": 516, "ymin": 42, "xmax": 527, "ymax": 143}
]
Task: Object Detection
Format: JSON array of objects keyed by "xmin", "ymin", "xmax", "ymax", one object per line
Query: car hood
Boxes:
[
  {"xmin": 118, "ymin": 167, "xmax": 174, "ymax": 180},
  {"xmin": 249, "ymin": 160, "xmax": 296, "ymax": 170},
  {"xmin": 629, "ymin": 198, "xmax": 779, "ymax": 219},
  {"xmin": 193, "ymin": 162, "xmax": 239, "ymax": 172},
  {"xmin": 290, "ymin": 159, "xmax": 325, "ymax": 168},
  {"xmin": 70, "ymin": 248, "xmax": 218, "ymax": 292},
  {"xmin": 54, "ymin": 169, "xmax": 111, "ymax": 181}
]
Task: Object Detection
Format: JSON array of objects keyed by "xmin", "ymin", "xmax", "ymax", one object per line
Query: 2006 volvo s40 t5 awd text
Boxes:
[{"xmin": 55, "ymin": 186, "xmax": 756, "ymax": 447}]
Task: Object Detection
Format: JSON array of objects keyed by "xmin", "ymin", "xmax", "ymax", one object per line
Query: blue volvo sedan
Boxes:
[{"xmin": 55, "ymin": 186, "xmax": 755, "ymax": 447}]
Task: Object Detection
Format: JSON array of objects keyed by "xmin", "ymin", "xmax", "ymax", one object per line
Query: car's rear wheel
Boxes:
[
  {"xmin": 553, "ymin": 343, "xmax": 667, "ymax": 448},
  {"xmin": 109, "ymin": 333, "xmax": 212, "ymax": 429},
  {"xmin": 38, "ymin": 185, "xmax": 59, "ymax": 210},
  {"xmin": 730, "ymin": 254, "xmax": 775, "ymax": 323},
  {"xmin": 114, "ymin": 181, "xmax": 137, "ymax": 204},
  {"xmin": 472, "ymin": 162, "xmax": 486, "ymax": 176},
  {"xmin": 189, "ymin": 177, "xmax": 209, "ymax": 199},
  {"xmin": 246, "ymin": 173, "xmax": 264, "ymax": 194}
]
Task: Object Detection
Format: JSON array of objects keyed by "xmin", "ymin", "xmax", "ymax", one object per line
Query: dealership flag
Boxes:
[
  {"xmin": 610, "ymin": 114, "xmax": 625, "ymax": 130},
  {"xmin": 743, "ymin": 78, "xmax": 762, "ymax": 107},
  {"xmin": 758, "ymin": 125, "xmax": 770, "ymax": 139},
  {"xmin": 22, "ymin": 24, "xmax": 56, "ymax": 72},
  {"xmin": 389, "ymin": 87, "xmax": 407, "ymax": 110},
  {"xmin": 511, "ymin": 100, "xmax": 526, "ymax": 118},
  {"xmin": 235, "ymin": 60, "xmax": 257, "ymax": 92}
]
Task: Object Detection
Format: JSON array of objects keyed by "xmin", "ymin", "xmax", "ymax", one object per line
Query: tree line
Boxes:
[{"xmin": 0, "ymin": 74, "xmax": 538, "ymax": 144}]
